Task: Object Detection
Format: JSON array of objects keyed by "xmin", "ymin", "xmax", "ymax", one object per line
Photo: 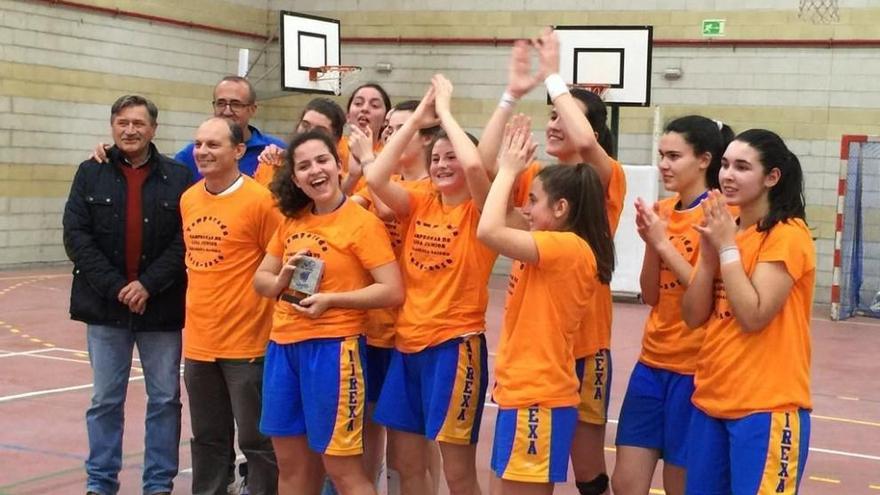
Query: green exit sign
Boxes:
[{"xmin": 702, "ymin": 19, "xmax": 726, "ymax": 37}]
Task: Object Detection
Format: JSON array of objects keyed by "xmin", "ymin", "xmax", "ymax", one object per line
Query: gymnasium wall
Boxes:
[{"xmin": 2, "ymin": 0, "xmax": 880, "ymax": 307}]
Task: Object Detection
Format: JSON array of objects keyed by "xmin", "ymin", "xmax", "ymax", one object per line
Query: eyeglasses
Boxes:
[{"xmin": 212, "ymin": 100, "xmax": 252, "ymax": 112}]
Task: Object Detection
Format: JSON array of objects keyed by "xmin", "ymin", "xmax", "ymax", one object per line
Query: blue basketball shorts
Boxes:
[
  {"xmin": 261, "ymin": 336, "xmax": 368, "ymax": 456},
  {"xmin": 373, "ymin": 334, "xmax": 488, "ymax": 445}
]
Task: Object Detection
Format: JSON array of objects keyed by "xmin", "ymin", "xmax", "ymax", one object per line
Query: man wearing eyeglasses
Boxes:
[
  {"xmin": 174, "ymin": 76, "xmax": 286, "ymax": 180},
  {"xmin": 89, "ymin": 77, "xmax": 286, "ymax": 183}
]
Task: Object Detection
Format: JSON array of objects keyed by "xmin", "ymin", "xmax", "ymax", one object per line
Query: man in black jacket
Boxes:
[{"xmin": 63, "ymin": 95, "xmax": 193, "ymax": 495}]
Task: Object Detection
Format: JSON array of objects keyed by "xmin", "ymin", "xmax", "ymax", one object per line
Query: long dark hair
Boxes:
[
  {"xmin": 297, "ymin": 98, "xmax": 346, "ymax": 140},
  {"xmin": 270, "ymin": 130, "xmax": 341, "ymax": 218},
  {"xmin": 665, "ymin": 115, "xmax": 734, "ymax": 189},
  {"xmin": 346, "ymin": 83, "xmax": 391, "ymax": 115},
  {"xmin": 569, "ymin": 88, "xmax": 615, "ymax": 159},
  {"xmin": 733, "ymin": 129, "xmax": 806, "ymax": 232},
  {"xmin": 537, "ymin": 164, "xmax": 615, "ymax": 284}
]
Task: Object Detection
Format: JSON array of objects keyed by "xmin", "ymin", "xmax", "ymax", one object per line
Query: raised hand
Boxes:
[
  {"xmin": 411, "ymin": 85, "xmax": 439, "ymax": 130},
  {"xmin": 348, "ymin": 124, "xmax": 375, "ymax": 164},
  {"xmin": 498, "ymin": 114, "xmax": 537, "ymax": 176},
  {"xmin": 432, "ymin": 74, "xmax": 454, "ymax": 119},
  {"xmin": 507, "ymin": 40, "xmax": 541, "ymax": 99},
  {"xmin": 532, "ymin": 27, "xmax": 561, "ymax": 79}
]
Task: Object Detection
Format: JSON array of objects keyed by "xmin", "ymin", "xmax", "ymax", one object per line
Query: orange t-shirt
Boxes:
[
  {"xmin": 394, "ymin": 189, "xmax": 498, "ymax": 353},
  {"xmin": 512, "ymin": 159, "xmax": 626, "ymax": 357},
  {"xmin": 355, "ymin": 176, "xmax": 434, "ymax": 258},
  {"xmin": 494, "ymin": 231, "xmax": 597, "ymax": 408},
  {"xmin": 267, "ymin": 199, "xmax": 396, "ymax": 345},
  {"xmin": 577, "ymin": 159, "xmax": 625, "ymax": 356},
  {"xmin": 355, "ymin": 176, "xmax": 434, "ymax": 348},
  {"xmin": 181, "ymin": 177, "xmax": 283, "ymax": 360},
  {"xmin": 692, "ymin": 219, "xmax": 815, "ymax": 419},
  {"xmin": 638, "ymin": 196, "xmax": 707, "ymax": 374}
]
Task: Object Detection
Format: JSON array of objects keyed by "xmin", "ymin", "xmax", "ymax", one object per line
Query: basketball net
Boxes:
[
  {"xmin": 798, "ymin": 0, "xmax": 839, "ymax": 24},
  {"xmin": 307, "ymin": 65, "xmax": 363, "ymax": 96},
  {"xmin": 570, "ymin": 83, "xmax": 611, "ymax": 101}
]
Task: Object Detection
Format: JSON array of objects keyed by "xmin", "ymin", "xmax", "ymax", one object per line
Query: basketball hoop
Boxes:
[
  {"xmin": 307, "ymin": 65, "xmax": 362, "ymax": 96},
  {"xmin": 570, "ymin": 83, "xmax": 611, "ymax": 101},
  {"xmin": 798, "ymin": 0, "xmax": 839, "ymax": 24}
]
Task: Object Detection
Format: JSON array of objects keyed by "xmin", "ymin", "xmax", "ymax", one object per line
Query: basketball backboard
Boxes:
[
  {"xmin": 553, "ymin": 26, "xmax": 653, "ymax": 107},
  {"xmin": 280, "ymin": 11, "xmax": 341, "ymax": 95}
]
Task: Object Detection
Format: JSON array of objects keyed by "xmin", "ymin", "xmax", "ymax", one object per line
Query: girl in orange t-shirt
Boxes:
[
  {"xmin": 341, "ymin": 83, "xmax": 391, "ymax": 195},
  {"xmin": 366, "ymin": 75, "xmax": 496, "ymax": 495},
  {"xmin": 352, "ymin": 99, "xmax": 441, "ymax": 492},
  {"xmin": 479, "ymin": 28, "xmax": 624, "ymax": 494},
  {"xmin": 252, "ymin": 97, "xmax": 347, "ymax": 187},
  {"xmin": 612, "ymin": 116, "xmax": 733, "ymax": 495},
  {"xmin": 252, "ymin": 130, "xmax": 403, "ymax": 495},
  {"xmin": 681, "ymin": 129, "xmax": 814, "ymax": 494},
  {"xmin": 478, "ymin": 118, "xmax": 615, "ymax": 493}
]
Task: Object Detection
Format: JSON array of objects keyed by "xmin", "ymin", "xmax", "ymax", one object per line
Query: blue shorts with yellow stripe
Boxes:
[
  {"xmin": 260, "ymin": 336, "xmax": 368, "ymax": 456},
  {"xmin": 491, "ymin": 406, "xmax": 577, "ymax": 483},
  {"xmin": 686, "ymin": 408, "xmax": 810, "ymax": 495},
  {"xmin": 373, "ymin": 334, "xmax": 488, "ymax": 445},
  {"xmin": 574, "ymin": 348, "xmax": 613, "ymax": 424},
  {"xmin": 615, "ymin": 361, "xmax": 696, "ymax": 467}
]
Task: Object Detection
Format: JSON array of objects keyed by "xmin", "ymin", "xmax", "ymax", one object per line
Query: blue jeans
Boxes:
[{"xmin": 85, "ymin": 325, "xmax": 182, "ymax": 495}]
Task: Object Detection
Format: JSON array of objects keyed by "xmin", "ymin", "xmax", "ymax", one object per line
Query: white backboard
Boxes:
[
  {"xmin": 280, "ymin": 11, "xmax": 341, "ymax": 95},
  {"xmin": 554, "ymin": 26, "xmax": 653, "ymax": 106}
]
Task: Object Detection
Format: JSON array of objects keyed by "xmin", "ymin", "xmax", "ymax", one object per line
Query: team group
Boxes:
[{"xmin": 63, "ymin": 27, "xmax": 815, "ymax": 495}]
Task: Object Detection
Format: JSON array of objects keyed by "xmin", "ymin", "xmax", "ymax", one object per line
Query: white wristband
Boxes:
[
  {"xmin": 544, "ymin": 73, "xmax": 569, "ymax": 101},
  {"xmin": 498, "ymin": 91, "xmax": 518, "ymax": 109},
  {"xmin": 719, "ymin": 245, "xmax": 740, "ymax": 265}
]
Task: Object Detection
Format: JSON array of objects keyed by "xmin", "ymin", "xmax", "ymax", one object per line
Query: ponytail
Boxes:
[
  {"xmin": 732, "ymin": 129, "xmax": 806, "ymax": 232},
  {"xmin": 537, "ymin": 164, "xmax": 616, "ymax": 283}
]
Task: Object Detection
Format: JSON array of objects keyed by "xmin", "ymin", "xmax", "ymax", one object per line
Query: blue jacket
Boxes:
[{"xmin": 174, "ymin": 125, "xmax": 286, "ymax": 179}]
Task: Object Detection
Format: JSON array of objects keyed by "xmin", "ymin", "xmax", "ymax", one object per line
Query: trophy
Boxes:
[{"xmin": 281, "ymin": 255, "xmax": 324, "ymax": 304}]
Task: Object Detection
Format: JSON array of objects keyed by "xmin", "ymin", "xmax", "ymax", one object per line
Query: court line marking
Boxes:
[
  {"xmin": 0, "ymin": 274, "xmax": 69, "ymax": 282},
  {"xmin": 0, "ymin": 348, "xmax": 57, "ymax": 358},
  {"xmin": 868, "ymin": 484, "xmax": 880, "ymax": 490},
  {"xmin": 50, "ymin": 347, "xmax": 141, "ymax": 362},
  {"xmin": 813, "ymin": 414, "xmax": 880, "ymax": 428},
  {"xmin": 21, "ymin": 352, "xmax": 143, "ymax": 371},
  {"xmin": 810, "ymin": 447, "xmax": 880, "ymax": 461},
  {"xmin": 0, "ymin": 376, "xmax": 145, "ymax": 403},
  {"xmin": 13, "ymin": 353, "xmax": 95, "ymax": 366},
  {"xmin": 180, "ymin": 453, "xmax": 244, "ymax": 475},
  {"xmin": 809, "ymin": 476, "xmax": 841, "ymax": 484}
]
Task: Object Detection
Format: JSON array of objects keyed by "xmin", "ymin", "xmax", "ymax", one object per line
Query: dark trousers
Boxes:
[{"xmin": 184, "ymin": 358, "xmax": 277, "ymax": 495}]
